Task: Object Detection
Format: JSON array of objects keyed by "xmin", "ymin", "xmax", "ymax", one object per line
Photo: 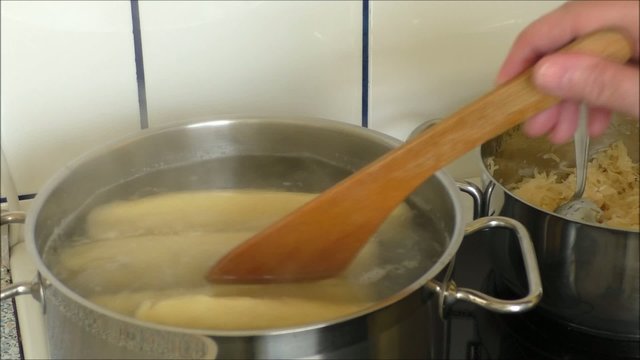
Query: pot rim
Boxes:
[{"xmin": 24, "ymin": 116, "xmax": 466, "ymax": 337}]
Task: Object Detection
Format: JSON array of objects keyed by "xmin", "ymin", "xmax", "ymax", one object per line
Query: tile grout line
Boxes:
[
  {"xmin": 2, "ymin": 2, "xmax": 150, "ymax": 204},
  {"xmin": 361, "ymin": 0, "xmax": 370, "ymax": 128},
  {"xmin": 130, "ymin": 0, "xmax": 149, "ymax": 130}
]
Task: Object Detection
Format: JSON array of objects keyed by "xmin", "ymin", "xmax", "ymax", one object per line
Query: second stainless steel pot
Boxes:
[{"xmin": 480, "ymin": 116, "xmax": 639, "ymax": 339}]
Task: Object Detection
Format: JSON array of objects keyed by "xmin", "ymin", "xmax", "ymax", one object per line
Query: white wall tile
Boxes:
[
  {"xmin": 370, "ymin": 0, "xmax": 564, "ymax": 179},
  {"xmin": 0, "ymin": 0, "xmax": 140, "ymax": 195},
  {"xmin": 138, "ymin": 1, "xmax": 362, "ymax": 128},
  {"xmin": 0, "ymin": 147, "xmax": 19, "ymax": 205},
  {"xmin": 1, "ymin": 0, "xmax": 569, "ymax": 197}
]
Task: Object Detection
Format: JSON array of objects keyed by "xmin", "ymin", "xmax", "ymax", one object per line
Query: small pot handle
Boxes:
[
  {"xmin": 411, "ymin": 119, "xmax": 484, "ymax": 220},
  {"xmin": 1, "ymin": 211, "xmax": 25, "ymax": 277},
  {"xmin": 482, "ymin": 180, "xmax": 496, "ymax": 217},
  {"xmin": 427, "ymin": 216, "xmax": 542, "ymax": 314},
  {"xmin": 1, "ymin": 279, "xmax": 42, "ymax": 302},
  {"xmin": 1, "ymin": 211, "xmax": 26, "ymax": 284},
  {"xmin": 1, "ymin": 210, "xmax": 43, "ymax": 304},
  {"xmin": 406, "ymin": 118, "xmax": 442, "ymax": 142},
  {"xmin": 0, "ymin": 211, "xmax": 26, "ymax": 225},
  {"xmin": 455, "ymin": 180, "xmax": 483, "ymax": 220}
]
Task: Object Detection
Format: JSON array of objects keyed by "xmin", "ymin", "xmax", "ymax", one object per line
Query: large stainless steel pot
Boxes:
[
  {"xmin": 1, "ymin": 117, "xmax": 541, "ymax": 359},
  {"xmin": 480, "ymin": 116, "xmax": 639, "ymax": 340}
]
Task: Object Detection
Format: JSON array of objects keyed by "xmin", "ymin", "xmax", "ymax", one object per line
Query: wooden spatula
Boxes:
[{"xmin": 207, "ymin": 30, "xmax": 632, "ymax": 283}]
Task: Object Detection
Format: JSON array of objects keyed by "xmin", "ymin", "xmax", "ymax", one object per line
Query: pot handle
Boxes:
[
  {"xmin": 455, "ymin": 180, "xmax": 483, "ymax": 220},
  {"xmin": 0, "ymin": 211, "xmax": 26, "ymax": 225},
  {"xmin": 411, "ymin": 119, "xmax": 484, "ymax": 219},
  {"xmin": 426, "ymin": 216, "xmax": 542, "ymax": 314},
  {"xmin": 482, "ymin": 180, "xmax": 497, "ymax": 217},
  {"xmin": 406, "ymin": 118, "xmax": 441, "ymax": 142},
  {"xmin": 0, "ymin": 210, "xmax": 43, "ymax": 303},
  {"xmin": 1, "ymin": 279, "xmax": 42, "ymax": 302},
  {"xmin": 1, "ymin": 211, "xmax": 26, "ymax": 283}
]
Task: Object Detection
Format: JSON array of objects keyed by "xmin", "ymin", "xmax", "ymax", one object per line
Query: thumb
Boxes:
[{"xmin": 533, "ymin": 53, "xmax": 639, "ymax": 118}]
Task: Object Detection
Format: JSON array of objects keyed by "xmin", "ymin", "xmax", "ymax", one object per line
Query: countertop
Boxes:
[{"xmin": 1, "ymin": 267, "xmax": 22, "ymax": 360}]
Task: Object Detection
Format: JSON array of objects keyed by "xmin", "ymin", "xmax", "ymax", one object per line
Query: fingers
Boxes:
[
  {"xmin": 548, "ymin": 101, "xmax": 580, "ymax": 144},
  {"xmin": 496, "ymin": 1, "xmax": 639, "ymax": 84},
  {"xmin": 523, "ymin": 103, "xmax": 613, "ymax": 144},
  {"xmin": 534, "ymin": 53, "xmax": 640, "ymax": 118},
  {"xmin": 496, "ymin": 1, "xmax": 638, "ymax": 142},
  {"xmin": 587, "ymin": 107, "xmax": 613, "ymax": 138},
  {"xmin": 522, "ymin": 105, "xmax": 560, "ymax": 137},
  {"xmin": 523, "ymin": 101, "xmax": 579, "ymax": 144}
]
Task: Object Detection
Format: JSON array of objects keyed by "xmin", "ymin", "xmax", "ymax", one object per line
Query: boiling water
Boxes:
[{"xmin": 44, "ymin": 155, "xmax": 449, "ymax": 329}]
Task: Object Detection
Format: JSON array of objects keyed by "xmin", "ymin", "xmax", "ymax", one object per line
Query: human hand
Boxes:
[{"xmin": 496, "ymin": 1, "xmax": 639, "ymax": 144}]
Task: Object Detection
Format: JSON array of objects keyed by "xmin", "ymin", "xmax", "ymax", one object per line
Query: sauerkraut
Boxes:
[{"xmin": 506, "ymin": 140, "xmax": 638, "ymax": 230}]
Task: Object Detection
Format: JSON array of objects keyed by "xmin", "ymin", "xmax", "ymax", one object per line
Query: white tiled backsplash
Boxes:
[{"xmin": 1, "ymin": 0, "xmax": 563, "ymax": 199}]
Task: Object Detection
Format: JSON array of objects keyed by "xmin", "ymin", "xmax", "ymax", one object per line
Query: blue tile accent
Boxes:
[
  {"xmin": 361, "ymin": 0, "xmax": 370, "ymax": 128},
  {"xmin": 0, "ymin": 193, "xmax": 36, "ymax": 204},
  {"xmin": 130, "ymin": 0, "xmax": 148, "ymax": 130}
]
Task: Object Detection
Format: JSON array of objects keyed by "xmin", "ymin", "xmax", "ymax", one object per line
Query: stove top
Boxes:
[{"xmin": 447, "ymin": 228, "xmax": 640, "ymax": 360}]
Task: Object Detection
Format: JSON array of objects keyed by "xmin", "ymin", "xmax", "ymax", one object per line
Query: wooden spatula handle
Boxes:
[
  {"xmin": 335, "ymin": 30, "xmax": 633, "ymax": 219},
  {"xmin": 207, "ymin": 30, "xmax": 633, "ymax": 283}
]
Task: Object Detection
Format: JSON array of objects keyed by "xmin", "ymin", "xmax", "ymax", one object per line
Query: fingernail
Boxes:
[{"xmin": 533, "ymin": 58, "xmax": 570, "ymax": 92}]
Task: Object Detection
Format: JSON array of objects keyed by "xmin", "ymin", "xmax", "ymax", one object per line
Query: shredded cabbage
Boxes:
[{"xmin": 507, "ymin": 141, "xmax": 638, "ymax": 230}]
